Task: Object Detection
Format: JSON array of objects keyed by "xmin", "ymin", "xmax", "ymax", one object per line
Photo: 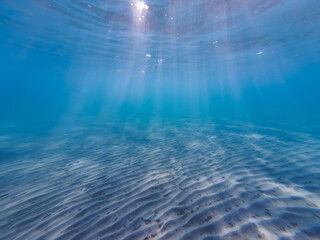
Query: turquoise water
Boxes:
[{"xmin": 0, "ymin": 1, "xmax": 320, "ymax": 239}]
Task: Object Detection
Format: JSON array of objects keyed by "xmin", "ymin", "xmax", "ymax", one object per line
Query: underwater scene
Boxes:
[{"xmin": 0, "ymin": 0, "xmax": 320, "ymax": 239}]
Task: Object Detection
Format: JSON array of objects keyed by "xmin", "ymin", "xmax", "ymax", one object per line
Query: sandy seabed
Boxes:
[{"xmin": 0, "ymin": 119, "xmax": 320, "ymax": 240}]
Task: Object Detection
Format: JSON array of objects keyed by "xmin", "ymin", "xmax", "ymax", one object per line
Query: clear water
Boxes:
[{"xmin": 0, "ymin": 1, "xmax": 320, "ymax": 239}]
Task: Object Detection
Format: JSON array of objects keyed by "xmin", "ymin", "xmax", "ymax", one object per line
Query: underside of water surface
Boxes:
[{"xmin": 0, "ymin": 0, "xmax": 320, "ymax": 240}]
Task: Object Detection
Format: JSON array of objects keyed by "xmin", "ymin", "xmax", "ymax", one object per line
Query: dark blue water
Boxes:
[{"xmin": 0, "ymin": 1, "xmax": 320, "ymax": 239}]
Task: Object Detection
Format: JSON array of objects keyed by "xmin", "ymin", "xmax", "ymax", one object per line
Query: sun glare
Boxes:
[{"xmin": 135, "ymin": 1, "xmax": 149, "ymax": 10}]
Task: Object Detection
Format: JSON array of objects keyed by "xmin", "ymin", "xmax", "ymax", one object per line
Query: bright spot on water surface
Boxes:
[
  {"xmin": 134, "ymin": 1, "xmax": 149, "ymax": 10},
  {"xmin": 131, "ymin": 1, "xmax": 149, "ymax": 21}
]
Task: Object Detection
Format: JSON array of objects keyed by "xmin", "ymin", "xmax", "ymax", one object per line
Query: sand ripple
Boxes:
[{"xmin": 0, "ymin": 120, "xmax": 320, "ymax": 240}]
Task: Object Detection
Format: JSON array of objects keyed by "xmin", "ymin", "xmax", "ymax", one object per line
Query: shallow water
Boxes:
[
  {"xmin": 0, "ymin": 118, "xmax": 320, "ymax": 240},
  {"xmin": 1, "ymin": 0, "xmax": 320, "ymax": 240}
]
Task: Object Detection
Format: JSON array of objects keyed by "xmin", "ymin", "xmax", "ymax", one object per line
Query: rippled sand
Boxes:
[{"xmin": 0, "ymin": 120, "xmax": 320, "ymax": 240}]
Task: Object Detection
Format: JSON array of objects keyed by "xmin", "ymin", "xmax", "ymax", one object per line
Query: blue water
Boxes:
[{"xmin": 0, "ymin": 1, "xmax": 320, "ymax": 239}]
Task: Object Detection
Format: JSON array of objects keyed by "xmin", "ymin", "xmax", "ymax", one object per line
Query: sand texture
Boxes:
[{"xmin": 0, "ymin": 120, "xmax": 320, "ymax": 240}]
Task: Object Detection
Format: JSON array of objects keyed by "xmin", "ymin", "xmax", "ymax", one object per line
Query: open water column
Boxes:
[{"xmin": 0, "ymin": 0, "xmax": 320, "ymax": 239}]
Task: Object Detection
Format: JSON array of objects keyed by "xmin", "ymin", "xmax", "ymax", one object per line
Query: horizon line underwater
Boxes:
[{"xmin": 0, "ymin": 0, "xmax": 320, "ymax": 239}]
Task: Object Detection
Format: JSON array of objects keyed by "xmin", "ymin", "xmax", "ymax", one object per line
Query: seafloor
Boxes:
[{"xmin": 0, "ymin": 119, "xmax": 320, "ymax": 240}]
